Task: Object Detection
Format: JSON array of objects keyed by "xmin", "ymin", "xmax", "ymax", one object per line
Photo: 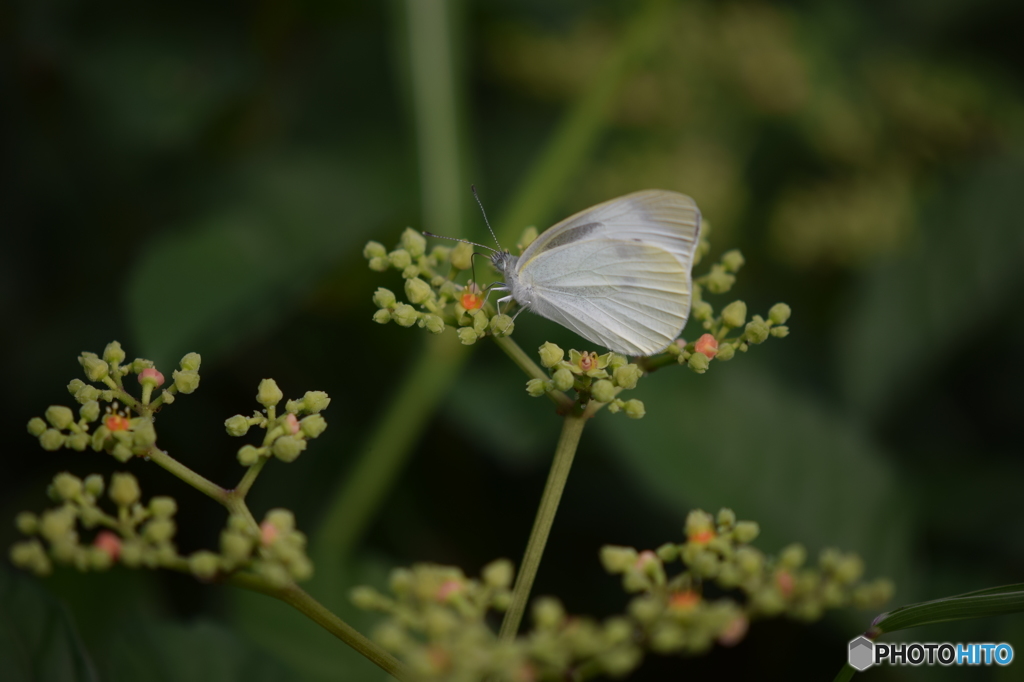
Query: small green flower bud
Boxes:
[
  {"xmin": 532, "ymin": 597, "xmax": 565, "ymax": 629},
  {"xmin": 771, "ymin": 325, "xmax": 789, "ymax": 338},
  {"xmin": 779, "ymin": 543, "xmax": 807, "ymax": 569},
  {"xmin": 80, "ymin": 506, "xmax": 104, "ymax": 527},
  {"xmin": 623, "ymin": 399, "xmax": 645, "ymax": 419},
  {"xmin": 111, "ymin": 443, "xmax": 133, "ymax": 463},
  {"xmin": 438, "ymin": 280, "xmax": 459, "ymax": 300},
  {"xmin": 272, "ymin": 435, "xmax": 306, "ymax": 462},
  {"xmin": 400, "ymin": 227, "xmax": 427, "ymax": 258},
  {"xmin": 430, "ymin": 245, "xmax": 451, "ymax": 262},
  {"xmin": 402, "ymin": 264, "xmax": 419, "ymax": 279},
  {"xmin": 471, "ymin": 310, "xmax": 488, "ymax": 333},
  {"xmin": 67, "ymin": 433, "xmax": 90, "ymax": 451},
  {"xmin": 388, "ymin": 249, "xmax": 412, "ymax": 270},
  {"xmin": 150, "ymin": 496, "xmax": 177, "ymax": 518},
  {"xmin": 45, "ymin": 405, "xmax": 74, "ymax": 430},
  {"xmin": 450, "ymin": 242, "xmax": 473, "ymax": 270},
  {"xmin": 159, "ymin": 389, "xmax": 175, "ymax": 404},
  {"xmin": 10, "ymin": 540, "xmax": 51, "ymax": 575},
  {"xmin": 835, "ymin": 554, "xmax": 865, "ymax": 584},
  {"xmin": 172, "ymin": 369, "xmax": 200, "ymax": 394},
  {"xmin": 600, "ymin": 545, "xmax": 639, "ymax": 573},
  {"xmin": 299, "ymin": 391, "xmax": 329, "ymax": 414},
  {"xmin": 490, "ymin": 314, "xmax": 514, "ymax": 337},
  {"xmin": 704, "ymin": 264, "xmax": 736, "ymax": 294},
  {"xmin": 716, "ymin": 343, "xmax": 736, "ymax": 361},
  {"xmin": 592, "ymin": 379, "xmax": 615, "ymax": 403},
  {"xmin": 103, "ymin": 341, "xmax": 126, "ymax": 365},
  {"xmin": 372, "ymin": 309, "xmax": 391, "ymax": 324},
  {"xmin": 79, "ymin": 401, "xmax": 100, "ymax": 423},
  {"xmin": 79, "ymin": 352, "xmax": 109, "ymax": 382},
  {"xmin": 457, "ymin": 327, "xmax": 478, "ymax": 345},
  {"xmin": 538, "ymin": 342, "xmax": 564, "ymax": 368},
  {"xmin": 189, "ymin": 551, "xmax": 220, "ymax": 580},
  {"xmin": 179, "ymin": 352, "xmax": 201, "ymax": 372},
  {"xmin": 143, "ymin": 518, "xmax": 176, "ymax": 544},
  {"xmin": 392, "ymin": 303, "xmax": 418, "ymax": 327},
  {"xmin": 717, "ymin": 508, "xmax": 736, "ymax": 528},
  {"xmin": 692, "ymin": 300, "xmax": 714, "ymax": 321},
  {"xmin": 483, "ymin": 559, "xmax": 514, "ymax": 589},
  {"xmin": 237, "ymin": 445, "xmax": 261, "ymax": 466},
  {"xmin": 225, "ymin": 415, "xmax": 250, "ymax": 437},
  {"xmin": 721, "ymin": 300, "xmax": 747, "ymax": 328},
  {"xmin": 372, "ymin": 287, "xmax": 397, "ymax": 309},
  {"xmin": 368, "ymin": 256, "xmax": 388, "ymax": 271},
  {"xmin": 350, "ymin": 585, "xmax": 384, "ymax": 610},
  {"xmin": 68, "ymin": 379, "xmax": 86, "ymax": 396},
  {"xmin": 525, "ymin": 378, "xmax": 550, "ymax": 397},
  {"xmin": 687, "ymin": 352, "xmax": 710, "ymax": 374},
  {"xmin": 39, "ymin": 429, "xmax": 65, "ymax": 451},
  {"xmin": 423, "ymin": 314, "xmax": 445, "ymax": 334},
  {"xmin": 39, "ymin": 507, "xmax": 76, "ymax": 541},
  {"xmin": 552, "ymin": 368, "xmax": 575, "ymax": 392},
  {"xmin": 613, "ymin": 364, "xmax": 642, "ymax": 390},
  {"xmin": 265, "ymin": 508, "xmax": 295, "ymax": 533},
  {"xmin": 732, "ymin": 520, "xmax": 760, "ymax": 543},
  {"xmin": 220, "ymin": 530, "xmax": 252, "ymax": 564},
  {"xmin": 300, "ymin": 414, "xmax": 327, "ymax": 439},
  {"xmin": 257, "ymin": 378, "xmax": 283, "ymax": 407},
  {"xmin": 721, "ymin": 249, "xmax": 745, "ymax": 273},
  {"xmin": 628, "ymin": 596, "xmax": 662, "ymax": 625},
  {"xmin": 15, "ymin": 512, "xmax": 38, "ymax": 535},
  {"xmin": 130, "ymin": 358, "xmax": 154, "ymax": 373},
  {"xmin": 109, "ymin": 472, "xmax": 141, "ymax": 507},
  {"xmin": 768, "ymin": 303, "xmax": 791, "ymax": 325},
  {"xmin": 27, "ymin": 417, "xmax": 47, "ymax": 437},
  {"xmin": 744, "ymin": 320, "xmax": 770, "ymax": 344},
  {"xmin": 363, "ymin": 240, "xmax": 387, "ymax": 259},
  {"xmin": 132, "ymin": 420, "xmax": 157, "ymax": 448},
  {"xmin": 404, "ymin": 277, "xmax": 433, "ymax": 305},
  {"xmin": 76, "ymin": 386, "xmax": 101, "ymax": 404}
]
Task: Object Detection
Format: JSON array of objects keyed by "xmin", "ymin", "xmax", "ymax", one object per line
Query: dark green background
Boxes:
[{"xmin": 3, "ymin": 0, "xmax": 1024, "ymax": 679}]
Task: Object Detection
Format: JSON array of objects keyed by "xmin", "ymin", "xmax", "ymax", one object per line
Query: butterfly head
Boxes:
[{"xmin": 490, "ymin": 250, "xmax": 518, "ymax": 278}]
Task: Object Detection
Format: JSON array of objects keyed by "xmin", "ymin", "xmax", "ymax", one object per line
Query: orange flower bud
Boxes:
[
  {"xmin": 668, "ymin": 590, "xmax": 701, "ymax": 611},
  {"xmin": 694, "ymin": 333, "xmax": 718, "ymax": 359},
  {"xmin": 94, "ymin": 530, "xmax": 122, "ymax": 561},
  {"xmin": 260, "ymin": 520, "xmax": 279, "ymax": 546},
  {"xmin": 689, "ymin": 528, "xmax": 715, "ymax": 545}
]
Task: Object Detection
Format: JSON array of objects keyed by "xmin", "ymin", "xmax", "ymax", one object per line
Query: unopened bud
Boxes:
[
  {"xmin": 45, "ymin": 406, "xmax": 74, "ymax": 430},
  {"xmin": 552, "ymin": 368, "xmax": 575, "ymax": 392},
  {"xmin": 721, "ymin": 249, "xmax": 745, "ymax": 273},
  {"xmin": 450, "ymin": 242, "xmax": 473, "ymax": 270},
  {"xmin": 538, "ymin": 342, "xmax": 564, "ymax": 368},
  {"xmin": 257, "ymin": 378, "xmax": 283, "ymax": 407},
  {"xmin": 744, "ymin": 320, "xmax": 770, "ymax": 344},
  {"xmin": 172, "ymin": 370, "xmax": 200, "ymax": 394},
  {"xmin": 392, "ymin": 304, "xmax": 419, "ymax": 327},
  {"xmin": 189, "ymin": 551, "xmax": 220, "ymax": 580},
  {"xmin": 768, "ymin": 303, "xmax": 791, "ymax": 325},
  {"xmin": 372, "ymin": 287, "xmax": 396, "ymax": 309},
  {"xmin": 79, "ymin": 352, "xmax": 109, "ymax": 382},
  {"xmin": 400, "ymin": 227, "xmax": 427, "ymax": 258},
  {"xmin": 592, "ymin": 379, "xmax": 615, "ymax": 403},
  {"xmin": 272, "ymin": 435, "xmax": 306, "ymax": 462},
  {"xmin": 225, "ymin": 415, "xmax": 250, "ymax": 437},
  {"xmin": 300, "ymin": 414, "xmax": 327, "ymax": 439},
  {"xmin": 623, "ymin": 399, "xmax": 645, "ymax": 419},
  {"xmin": 109, "ymin": 473, "xmax": 141, "ymax": 507},
  {"xmin": 404, "ymin": 277, "xmax": 433, "ymax": 305},
  {"xmin": 457, "ymin": 327, "xmax": 478, "ymax": 345},
  {"xmin": 179, "ymin": 352, "xmax": 201, "ymax": 372},
  {"xmin": 721, "ymin": 301, "xmax": 747, "ymax": 328}
]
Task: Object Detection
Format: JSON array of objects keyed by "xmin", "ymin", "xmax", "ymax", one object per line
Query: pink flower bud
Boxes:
[
  {"xmin": 283, "ymin": 413, "xmax": 300, "ymax": 435},
  {"xmin": 137, "ymin": 367, "xmax": 165, "ymax": 387},
  {"xmin": 94, "ymin": 530, "xmax": 121, "ymax": 560},
  {"xmin": 260, "ymin": 520, "xmax": 279, "ymax": 546},
  {"xmin": 775, "ymin": 569, "xmax": 794, "ymax": 597},
  {"xmin": 694, "ymin": 333, "xmax": 718, "ymax": 359},
  {"xmin": 435, "ymin": 579, "xmax": 463, "ymax": 602},
  {"xmin": 717, "ymin": 616, "xmax": 749, "ymax": 646},
  {"xmin": 634, "ymin": 550, "xmax": 658, "ymax": 569}
]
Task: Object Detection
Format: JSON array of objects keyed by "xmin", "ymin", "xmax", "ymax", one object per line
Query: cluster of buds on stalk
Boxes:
[
  {"xmin": 601, "ymin": 508, "xmax": 894, "ymax": 656},
  {"xmin": 526, "ymin": 343, "xmax": 647, "ymax": 418},
  {"xmin": 224, "ymin": 379, "xmax": 330, "ymax": 466},
  {"xmin": 364, "ymin": 227, "xmax": 541, "ymax": 346},
  {"xmin": 9, "ymin": 472, "xmax": 313, "ymax": 585}
]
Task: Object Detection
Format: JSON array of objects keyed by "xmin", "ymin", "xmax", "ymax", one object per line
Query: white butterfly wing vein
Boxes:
[{"xmin": 518, "ymin": 240, "xmax": 692, "ymax": 356}]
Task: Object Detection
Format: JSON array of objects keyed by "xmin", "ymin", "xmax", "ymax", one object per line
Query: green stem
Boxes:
[
  {"xmin": 145, "ymin": 446, "xmax": 229, "ymax": 505},
  {"xmin": 233, "ymin": 457, "xmax": 269, "ymax": 500},
  {"xmin": 229, "ymin": 575, "xmax": 410, "ymax": 681},
  {"xmin": 499, "ymin": 409, "xmax": 588, "ymax": 640},
  {"xmin": 491, "ymin": 335, "xmax": 574, "ymax": 411}
]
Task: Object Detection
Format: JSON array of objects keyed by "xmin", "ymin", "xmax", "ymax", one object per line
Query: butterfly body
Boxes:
[{"xmin": 490, "ymin": 189, "xmax": 701, "ymax": 357}]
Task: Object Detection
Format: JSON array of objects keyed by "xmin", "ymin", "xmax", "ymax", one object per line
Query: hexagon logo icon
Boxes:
[{"xmin": 849, "ymin": 636, "xmax": 875, "ymax": 671}]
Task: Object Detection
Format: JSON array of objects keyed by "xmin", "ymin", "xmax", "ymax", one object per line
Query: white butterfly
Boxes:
[{"xmin": 489, "ymin": 189, "xmax": 701, "ymax": 357}]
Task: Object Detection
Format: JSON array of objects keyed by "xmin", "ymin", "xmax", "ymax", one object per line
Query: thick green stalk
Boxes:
[
  {"xmin": 145, "ymin": 446, "xmax": 229, "ymax": 505},
  {"xmin": 499, "ymin": 410, "xmax": 588, "ymax": 640}
]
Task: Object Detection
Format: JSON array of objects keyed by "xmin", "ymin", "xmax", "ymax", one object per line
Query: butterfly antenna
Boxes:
[
  {"xmin": 421, "ymin": 231, "xmax": 498, "ymax": 254},
  {"xmin": 471, "ymin": 185, "xmax": 503, "ymax": 251}
]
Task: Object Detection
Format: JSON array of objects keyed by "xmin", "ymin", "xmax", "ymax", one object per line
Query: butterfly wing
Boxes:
[
  {"xmin": 520, "ymin": 239, "xmax": 691, "ymax": 356},
  {"xmin": 519, "ymin": 189, "xmax": 701, "ymax": 270},
  {"xmin": 514, "ymin": 190, "xmax": 700, "ymax": 356}
]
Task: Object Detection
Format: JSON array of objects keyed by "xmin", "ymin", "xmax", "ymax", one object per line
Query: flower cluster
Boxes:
[
  {"xmin": 365, "ymin": 227, "xmax": 538, "ymax": 345},
  {"xmin": 8, "ymin": 472, "xmax": 313, "ymax": 584},
  {"xmin": 662, "ymin": 238, "xmax": 791, "ymax": 374},
  {"xmin": 526, "ymin": 343, "xmax": 647, "ymax": 418},
  {"xmin": 25, "ymin": 341, "xmax": 199, "ymax": 463},
  {"xmin": 351, "ymin": 509, "xmax": 893, "ymax": 681},
  {"xmin": 601, "ymin": 508, "xmax": 894, "ymax": 656},
  {"xmin": 224, "ymin": 379, "xmax": 330, "ymax": 466}
]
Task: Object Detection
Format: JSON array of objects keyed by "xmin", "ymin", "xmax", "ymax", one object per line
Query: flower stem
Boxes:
[
  {"xmin": 145, "ymin": 446, "xmax": 229, "ymax": 506},
  {"xmin": 499, "ymin": 409, "xmax": 588, "ymax": 640},
  {"xmin": 233, "ymin": 457, "xmax": 269, "ymax": 500},
  {"xmin": 229, "ymin": 575, "xmax": 410, "ymax": 681},
  {"xmin": 492, "ymin": 335, "xmax": 574, "ymax": 411}
]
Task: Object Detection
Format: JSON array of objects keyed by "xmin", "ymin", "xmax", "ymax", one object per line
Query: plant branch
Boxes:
[
  {"xmin": 145, "ymin": 446, "xmax": 229, "ymax": 506},
  {"xmin": 499, "ymin": 409, "xmax": 588, "ymax": 640},
  {"xmin": 492, "ymin": 335, "xmax": 574, "ymax": 411},
  {"xmin": 229, "ymin": 574, "xmax": 410, "ymax": 681}
]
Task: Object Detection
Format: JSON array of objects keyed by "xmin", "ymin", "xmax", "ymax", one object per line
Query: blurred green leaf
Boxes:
[
  {"xmin": 102, "ymin": 618, "xmax": 293, "ymax": 682},
  {"xmin": 874, "ymin": 583, "xmax": 1024, "ymax": 634},
  {"xmin": 838, "ymin": 152, "xmax": 1024, "ymax": 419},
  {"xmin": 126, "ymin": 154, "xmax": 394, "ymax": 369},
  {"xmin": 598, "ymin": 365, "xmax": 912, "ymax": 578},
  {"xmin": 0, "ymin": 567, "xmax": 98, "ymax": 682}
]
